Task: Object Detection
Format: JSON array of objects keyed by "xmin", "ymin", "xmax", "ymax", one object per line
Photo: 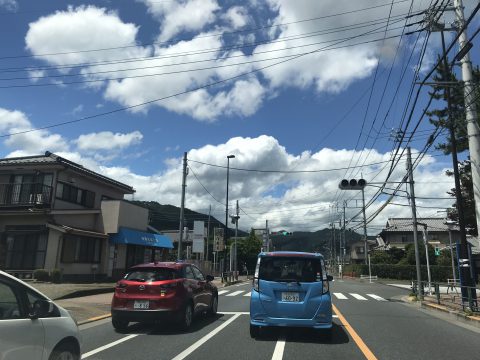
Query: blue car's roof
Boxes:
[{"xmin": 258, "ymin": 251, "xmax": 324, "ymax": 259}]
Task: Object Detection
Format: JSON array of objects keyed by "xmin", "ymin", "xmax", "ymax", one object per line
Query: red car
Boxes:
[{"xmin": 111, "ymin": 262, "xmax": 218, "ymax": 331}]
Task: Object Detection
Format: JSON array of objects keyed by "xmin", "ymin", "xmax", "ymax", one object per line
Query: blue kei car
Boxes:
[{"xmin": 249, "ymin": 251, "xmax": 333, "ymax": 338}]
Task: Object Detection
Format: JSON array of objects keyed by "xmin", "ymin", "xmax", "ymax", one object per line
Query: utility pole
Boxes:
[
  {"xmin": 361, "ymin": 186, "xmax": 368, "ymax": 265},
  {"xmin": 407, "ymin": 147, "xmax": 423, "ymax": 299},
  {"xmin": 178, "ymin": 152, "xmax": 188, "ymax": 260},
  {"xmin": 235, "ymin": 201, "xmax": 239, "ymax": 280},
  {"xmin": 421, "ymin": 225, "xmax": 432, "ymax": 295},
  {"xmin": 454, "ymin": 0, "xmax": 480, "ymax": 236},
  {"xmin": 265, "ymin": 220, "xmax": 269, "ymax": 252},
  {"xmin": 206, "ymin": 204, "xmax": 211, "ymax": 262},
  {"xmin": 342, "ymin": 202, "xmax": 346, "ymax": 269}
]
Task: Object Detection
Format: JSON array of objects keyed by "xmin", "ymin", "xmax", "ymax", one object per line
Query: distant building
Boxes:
[
  {"xmin": 349, "ymin": 239, "xmax": 377, "ymax": 264},
  {"xmin": 377, "ymin": 217, "xmax": 460, "ymax": 251},
  {"xmin": 0, "ymin": 151, "xmax": 172, "ymax": 281}
]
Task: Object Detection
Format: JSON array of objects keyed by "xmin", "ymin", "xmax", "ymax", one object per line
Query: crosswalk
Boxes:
[
  {"xmin": 333, "ymin": 292, "xmax": 387, "ymax": 301},
  {"xmin": 217, "ymin": 289, "xmax": 387, "ymax": 301}
]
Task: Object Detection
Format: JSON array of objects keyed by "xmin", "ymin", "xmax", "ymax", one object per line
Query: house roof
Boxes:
[
  {"xmin": 0, "ymin": 151, "xmax": 134, "ymax": 193},
  {"xmin": 380, "ymin": 217, "xmax": 459, "ymax": 233}
]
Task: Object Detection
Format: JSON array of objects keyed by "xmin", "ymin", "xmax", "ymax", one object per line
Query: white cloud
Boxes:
[
  {"xmin": 223, "ymin": 6, "xmax": 249, "ymax": 29},
  {"xmin": 71, "ymin": 104, "xmax": 83, "ymax": 115},
  {"xmin": 75, "ymin": 130, "xmax": 143, "ymax": 151},
  {"xmin": 140, "ymin": 0, "xmax": 220, "ymax": 41},
  {"xmin": 0, "ymin": 0, "xmax": 18, "ymax": 12},
  {"xmin": 0, "ymin": 111, "xmax": 455, "ymax": 233},
  {"xmin": 25, "ymin": 6, "xmax": 151, "ymax": 71},
  {"xmin": 0, "ymin": 108, "xmax": 69, "ymax": 154}
]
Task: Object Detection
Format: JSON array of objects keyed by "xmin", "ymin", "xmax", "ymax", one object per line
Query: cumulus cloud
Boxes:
[
  {"xmin": 0, "ymin": 108, "xmax": 69, "ymax": 154},
  {"xmin": 0, "ymin": 111, "xmax": 455, "ymax": 233},
  {"xmin": 75, "ymin": 130, "xmax": 143, "ymax": 151},
  {"xmin": 140, "ymin": 0, "xmax": 220, "ymax": 41},
  {"xmin": 23, "ymin": 1, "xmax": 429, "ymax": 121}
]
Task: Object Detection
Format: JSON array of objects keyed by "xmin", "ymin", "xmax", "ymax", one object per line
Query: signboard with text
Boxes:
[{"xmin": 192, "ymin": 221, "xmax": 205, "ymax": 253}]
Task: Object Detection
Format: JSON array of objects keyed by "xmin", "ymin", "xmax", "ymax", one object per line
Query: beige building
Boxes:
[{"xmin": 0, "ymin": 151, "xmax": 172, "ymax": 281}]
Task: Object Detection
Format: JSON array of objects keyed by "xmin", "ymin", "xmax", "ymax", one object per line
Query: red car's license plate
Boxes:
[{"xmin": 134, "ymin": 300, "xmax": 149, "ymax": 309}]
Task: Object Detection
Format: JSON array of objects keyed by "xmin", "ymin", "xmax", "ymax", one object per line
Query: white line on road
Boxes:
[
  {"xmin": 218, "ymin": 311, "xmax": 249, "ymax": 315},
  {"xmin": 218, "ymin": 290, "xmax": 229, "ymax": 295},
  {"xmin": 244, "ymin": 292, "xmax": 251, "ymax": 297},
  {"xmin": 332, "ymin": 315, "xmax": 339, "ymax": 318},
  {"xmin": 350, "ymin": 293, "xmax": 368, "ymax": 301},
  {"xmin": 367, "ymin": 294, "xmax": 387, "ymax": 301},
  {"xmin": 333, "ymin": 292, "xmax": 348, "ymax": 300},
  {"xmin": 271, "ymin": 336, "xmax": 286, "ymax": 360},
  {"xmin": 226, "ymin": 290, "xmax": 244, "ymax": 296},
  {"xmin": 171, "ymin": 314, "xmax": 241, "ymax": 360},
  {"xmin": 81, "ymin": 334, "xmax": 139, "ymax": 359}
]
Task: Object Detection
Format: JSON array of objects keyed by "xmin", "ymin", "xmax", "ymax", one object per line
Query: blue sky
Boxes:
[{"xmin": 0, "ymin": 0, "xmax": 478, "ymax": 233}]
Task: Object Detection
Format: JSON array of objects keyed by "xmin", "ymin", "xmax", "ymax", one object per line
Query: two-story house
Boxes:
[
  {"xmin": 377, "ymin": 217, "xmax": 460, "ymax": 250},
  {"xmin": 0, "ymin": 151, "xmax": 172, "ymax": 281}
]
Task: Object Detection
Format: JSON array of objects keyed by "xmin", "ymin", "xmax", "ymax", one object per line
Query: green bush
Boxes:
[
  {"xmin": 344, "ymin": 264, "xmax": 453, "ymax": 282},
  {"xmin": 51, "ymin": 269, "xmax": 62, "ymax": 284},
  {"xmin": 33, "ymin": 269, "xmax": 50, "ymax": 282}
]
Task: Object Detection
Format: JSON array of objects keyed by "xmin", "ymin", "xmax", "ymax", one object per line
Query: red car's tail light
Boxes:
[{"xmin": 116, "ymin": 282, "xmax": 127, "ymax": 293}]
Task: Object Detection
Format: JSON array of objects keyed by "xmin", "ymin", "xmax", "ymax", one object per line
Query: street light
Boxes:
[{"xmin": 224, "ymin": 154, "xmax": 235, "ymax": 281}]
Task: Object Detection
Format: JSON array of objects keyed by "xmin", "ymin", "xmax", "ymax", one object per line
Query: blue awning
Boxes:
[{"xmin": 110, "ymin": 227, "xmax": 173, "ymax": 249}]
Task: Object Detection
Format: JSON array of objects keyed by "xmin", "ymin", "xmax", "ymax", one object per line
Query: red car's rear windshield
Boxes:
[
  {"xmin": 258, "ymin": 257, "xmax": 322, "ymax": 282},
  {"xmin": 124, "ymin": 267, "xmax": 180, "ymax": 282}
]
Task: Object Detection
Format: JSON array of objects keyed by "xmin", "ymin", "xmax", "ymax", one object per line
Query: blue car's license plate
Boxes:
[{"xmin": 281, "ymin": 292, "xmax": 300, "ymax": 302}]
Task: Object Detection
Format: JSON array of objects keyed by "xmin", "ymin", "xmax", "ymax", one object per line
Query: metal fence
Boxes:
[{"xmin": 412, "ymin": 280, "xmax": 480, "ymax": 312}]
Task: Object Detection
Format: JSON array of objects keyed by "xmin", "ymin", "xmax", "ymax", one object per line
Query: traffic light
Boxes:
[
  {"xmin": 281, "ymin": 231, "xmax": 293, "ymax": 236},
  {"xmin": 434, "ymin": 247, "xmax": 441, "ymax": 256},
  {"xmin": 338, "ymin": 178, "xmax": 367, "ymax": 190}
]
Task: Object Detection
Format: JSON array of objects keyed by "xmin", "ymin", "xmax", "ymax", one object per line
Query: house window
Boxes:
[
  {"xmin": 401, "ymin": 235, "xmax": 408, "ymax": 243},
  {"xmin": 5, "ymin": 231, "xmax": 48, "ymax": 270},
  {"xmin": 356, "ymin": 246, "xmax": 365, "ymax": 254},
  {"xmin": 56, "ymin": 181, "xmax": 96, "ymax": 208},
  {"xmin": 61, "ymin": 235, "xmax": 101, "ymax": 263},
  {"xmin": 7, "ymin": 173, "xmax": 53, "ymax": 205},
  {"xmin": 430, "ymin": 234, "xmax": 439, "ymax": 240}
]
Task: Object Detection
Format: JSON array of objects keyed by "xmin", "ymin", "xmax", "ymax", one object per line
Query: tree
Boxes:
[
  {"xmin": 426, "ymin": 57, "xmax": 480, "ymax": 235},
  {"xmin": 370, "ymin": 250, "xmax": 394, "ymax": 264},
  {"xmin": 446, "ymin": 159, "xmax": 477, "ymax": 235},
  {"xmin": 237, "ymin": 229, "xmax": 262, "ymax": 272},
  {"xmin": 405, "ymin": 243, "xmax": 436, "ymax": 266}
]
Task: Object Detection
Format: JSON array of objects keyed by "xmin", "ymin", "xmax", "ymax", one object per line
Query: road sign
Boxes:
[
  {"xmin": 192, "ymin": 221, "xmax": 204, "ymax": 253},
  {"xmin": 214, "ymin": 227, "xmax": 224, "ymax": 251}
]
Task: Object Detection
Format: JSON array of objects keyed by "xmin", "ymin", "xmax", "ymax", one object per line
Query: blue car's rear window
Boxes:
[{"xmin": 258, "ymin": 257, "xmax": 322, "ymax": 282}]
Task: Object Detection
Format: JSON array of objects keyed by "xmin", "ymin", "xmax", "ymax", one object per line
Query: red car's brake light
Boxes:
[{"xmin": 115, "ymin": 282, "xmax": 127, "ymax": 293}]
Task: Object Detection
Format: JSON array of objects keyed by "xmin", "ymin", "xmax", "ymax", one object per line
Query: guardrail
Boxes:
[{"xmin": 411, "ymin": 280, "xmax": 480, "ymax": 312}]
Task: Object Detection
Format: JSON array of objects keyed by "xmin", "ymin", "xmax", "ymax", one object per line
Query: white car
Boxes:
[{"xmin": 0, "ymin": 270, "xmax": 81, "ymax": 360}]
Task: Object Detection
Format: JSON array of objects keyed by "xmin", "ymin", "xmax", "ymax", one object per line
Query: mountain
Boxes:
[
  {"xmin": 270, "ymin": 228, "xmax": 363, "ymax": 254},
  {"xmin": 130, "ymin": 201, "xmax": 248, "ymax": 237}
]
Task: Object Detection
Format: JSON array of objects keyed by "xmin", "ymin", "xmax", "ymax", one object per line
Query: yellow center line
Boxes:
[{"xmin": 332, "ymin": 304, "xmax": 378, "ymax": 360}]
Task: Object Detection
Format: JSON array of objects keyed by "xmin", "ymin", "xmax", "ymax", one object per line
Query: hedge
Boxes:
[{"xmin": 344, "ymin": 264, "xmax": 454, "ymax": 282}]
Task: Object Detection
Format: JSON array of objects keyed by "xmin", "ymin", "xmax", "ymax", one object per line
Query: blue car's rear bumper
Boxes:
[{"xmin": 249, "ymin": 290, "xmax": 333, "ymax": 329}]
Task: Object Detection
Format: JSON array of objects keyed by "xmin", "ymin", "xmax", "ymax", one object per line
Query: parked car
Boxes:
[
  {"xmin": 249, "ymin": 251, "xmax": 333, "ymax": 338},
  {"xmin": 111, "ymin": 262, "xmax": 218, "ymax": 331},
  {"xmin": 0, "ymin": 270, "xmax": 81, "ymax": 360}
]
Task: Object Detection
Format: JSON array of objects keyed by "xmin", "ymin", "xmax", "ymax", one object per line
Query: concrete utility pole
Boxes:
[
  {"xmin": 454, "ymin": 0, "xmax": 480, "ymax": 234},
  {"xmin": 361, "ymin": 186, "xmax": 368, "ymax": 265},
  {"xmin": 178, "ymin": 152, "xmax": 188, "ymax": 260},
  {"xmin": 342, "ymin": 202, "xmax": 346, "ymax": 268},
  {"xmin": 407, "ymin": 147, "xmax": 423, "ymax": 299},
  {"xmin": 265, "ymin": 220, "xmax": 269, "ymax": 251},
  {"xmin": 206, "ymin": 204, "xmax": 211, "ymax": 262}
]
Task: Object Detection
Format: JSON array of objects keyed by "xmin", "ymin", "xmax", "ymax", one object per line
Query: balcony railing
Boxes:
[{"xmin": 0, "ymin": 183, "xmax": 52, "ymax": 207}]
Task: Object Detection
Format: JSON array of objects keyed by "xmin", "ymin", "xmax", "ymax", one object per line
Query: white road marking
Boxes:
[
  {"xmin": 332, "ymin": 315, "xmax": 339, "ymax": 318},
  {"xmin": 244, "ymin": 292, "xmax": 251, "ymax": 297},
  {"xmin": 81, "ymin": 334, "xmax": 139, "ymax": 359},
  {"xmin": 218, "ymin": 290, "xmax": 229, "ymax": 295},
  {"xmin": 171, "ymin": 314, "xmax": 241, "ymax": 360},
  {"xmin": 333, "ymin": 292, "xmax": 348, "ymax": 300},
  {"xmin": 350, "ymin": 293, "xmax": 368, "ymax": 301},
  {"xmin": 218, "ymin": 311, "xmax": 249, "ymax": 315},
  {"xmin": 226, "ymin": 290, "xmax": 244, "ymax": 296},
  {"xmin": 367, "ymin": 294, "xmax": 387, "ymax": 301},
  {"xmin": 271, "ymin": 336, "xmax": 286, "ymax": 360}
]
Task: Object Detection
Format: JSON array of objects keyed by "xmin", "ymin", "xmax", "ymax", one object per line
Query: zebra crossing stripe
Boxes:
[
  {"xmin": 218, "ymin": 290, "xmax": 229, "ymax": 295},
  {"xmin": 243, "ymin": 292, "xmax": 251, "ymax": 297},
  {"xmin": 350, "ymin": 293, "xmax": 368, "ymax": 301},
  {"xmin": 367, "ymin": 294, "xmax": 387, "ymax": 301},
  {"xmin": 226, "ymin": 290, "xmax": 244, "ymax": 296},
  {"xmin": 333, "ymin": 292, "xmax": 348, "ymax": 300}
]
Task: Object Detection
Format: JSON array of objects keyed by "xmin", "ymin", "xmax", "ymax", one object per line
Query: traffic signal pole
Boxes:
[
  {"xmin": 177, "ymin": 152, "xmax": 188, "ymax": 260},
  {"xmin": 361, "ymin": 187, "xmax": 368, "ymax": 265}
]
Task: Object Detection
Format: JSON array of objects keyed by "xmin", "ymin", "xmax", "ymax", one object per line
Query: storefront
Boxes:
[{"xmin": 109, "ymin": 227, "xmax": 174, "ymax": 279}]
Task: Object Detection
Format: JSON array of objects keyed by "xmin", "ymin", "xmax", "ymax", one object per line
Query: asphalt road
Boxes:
[{"xmin": 78, "ymin": 279, "xmax": 480, "ymax": 360}]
